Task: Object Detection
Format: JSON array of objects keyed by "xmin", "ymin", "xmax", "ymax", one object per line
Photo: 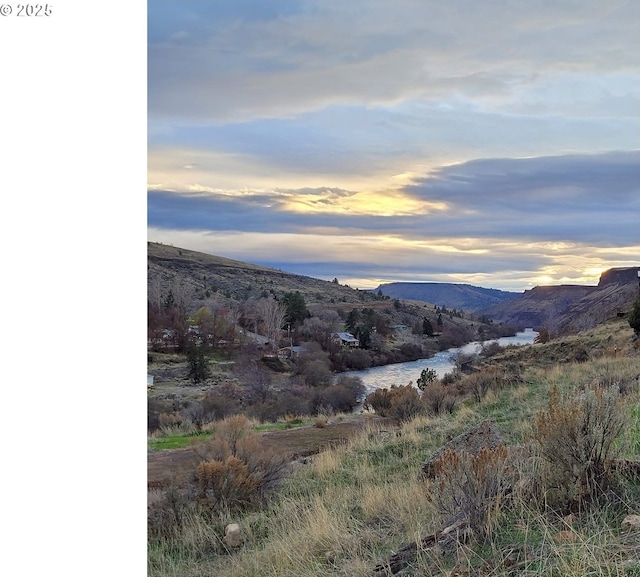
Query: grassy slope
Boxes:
[
  {"xmin": 148, "ymin": 241, "xmax": 385, "ymax": 309},
  {"xmin": 148, "ymin": 319, "xmax": 640, "ymax": 577}
]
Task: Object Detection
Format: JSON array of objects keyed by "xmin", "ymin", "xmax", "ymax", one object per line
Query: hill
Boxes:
[
  {"xmin": 148, "ymin": 241, "xmax": 385, "ymax": 311},
  {"xmin": 479, "ymin": 267, "xmax": 640, "ymax": 334},
  {"xmin": 373, "ymin": 282, "xmax": 520, "ymax": 311}
]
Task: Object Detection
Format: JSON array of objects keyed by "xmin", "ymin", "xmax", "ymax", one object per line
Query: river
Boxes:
[{"xmin": 342, "ymin": 329, "xmax": 538, "ymax": 396}]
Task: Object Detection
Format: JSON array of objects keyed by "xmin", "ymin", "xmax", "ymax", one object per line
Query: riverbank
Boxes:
[{"xmin": 342, "ymin": 329, "xmax": 538, "ymax": 394}]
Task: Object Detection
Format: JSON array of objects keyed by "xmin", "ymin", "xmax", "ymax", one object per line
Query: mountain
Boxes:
[
  {"xmin": 479, "ymin": 267, "xmax": 640, "ymax": 334},
  {"xmin": 373, "ymin": 282, "xmax": 520, "ymax": 311}
]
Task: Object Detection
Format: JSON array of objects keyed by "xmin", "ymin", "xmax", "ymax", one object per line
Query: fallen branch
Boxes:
[{"xmin": 372, "ymin": 518, "xmax": 471, "ymax": 575}]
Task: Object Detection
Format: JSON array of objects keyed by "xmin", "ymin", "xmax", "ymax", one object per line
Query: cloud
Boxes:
[
  {"xmin": 148, "ymin": 0, "xmax": 640, "ymax": 123},
  {"xmin": 403, "ymin": 150, "xmax": 640, "ymax": 244},
  {"xmin": 147, "ymin": 2, "xmax": 640, "ymax": 292},
  {"xmin": 149, "ymin": 150, "xmax": 639, "ymax": 245}
]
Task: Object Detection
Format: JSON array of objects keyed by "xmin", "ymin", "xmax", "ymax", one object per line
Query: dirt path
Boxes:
[{"xmin": 148, "ymin": 416, "xmax": 389, "ymax": 488}]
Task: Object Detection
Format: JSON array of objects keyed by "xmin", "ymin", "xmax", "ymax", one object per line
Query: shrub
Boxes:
[
  {"xmin": 441, "ymin": 370, "xmax": 460, "ymax": 386},
  {"xmin": 465, "ymin": 372, "xmax": 492, "ymax": 403},
  {"xmin": 147, "ymin": 485, "xmax": 193, "ymax": 540},
  {"xmin": 480, "ymin": 341, "xmax": 504, "ymax": 358},
  {"xmin": 463, "ymin": 366, "xmax": 524, "ymax": 403},
  {"xmin": 246, "ymin": 386, "xmax": 312, "ymax": 422},
  {"xmin": 193, "ymin": 415, "xmax": 288, "ymax": 512},
  {"xmin": 438, "ymin": 325, "xmax": 475, "ymax": 349},
  {"xmin": 301, "ymin": 359, "xmax": 333, "ymax": 386},
  {"xmin": 591, "ymin": 362, "xmax": 639, "ymax": 396},
  {"xmin": 425, "ymin": 445, "xmax": 516, "ymax": 541},
  {"xmin": 158, "ymin": 411, "xmax": 182, "ymax": 429},
  {"xmin": 398, "ymin": 342, "xmax": 423, "ymax": 361},
  {"xmin": 416, "ymin": 368, "xmax": 437, "ymax": 391},
  {"xmin": 342, "ymin": 348, "xmax": 372, "ymax": 370},
  {"xmin": 196, "ymin": 456, "xmax": 259, "ymax": 510},
  {"xmin": 532, "ymin": 384, "xmax": 627, "ymax": 511},
  {"xmin": 148, "ymin": 397, "xmax": 182, "ymax": 432},
  {"xmin": 310, "ymin": 385, "xmax": 358, "ymax": 415},
  {"xmin": 335, "ymin": 375, "xmax": 366, "ymax": 400},
  {"xmin": 364, "ymin": 387, "xmax": 392, "ymax": 416},
  {"xmin": 421, "ymin": 380, "xmax": 456, "ymax": 415},
  {"xmin": 365, "ymin": 384, "xmax": 424, "ymax": 421}
]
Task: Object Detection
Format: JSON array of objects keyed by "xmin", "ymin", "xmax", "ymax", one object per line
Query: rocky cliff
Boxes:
[{"xmin": 479, "ymin": 267, "xmax": 639, "ymax": 334}]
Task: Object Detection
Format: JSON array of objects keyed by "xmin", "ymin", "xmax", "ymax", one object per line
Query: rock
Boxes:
[
  {"xmin": 421, "ymin": 420, "xmax": 504, "ymax": 478},
  {"xmin": 223, "ymin": 523, "xmax": 245, "ymax": 548},
  {"xmin": 622, "ymin": 515, "xmax": 640, "ymax": 529}
]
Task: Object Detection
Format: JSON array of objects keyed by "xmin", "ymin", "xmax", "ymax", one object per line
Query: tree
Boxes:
[
  {"xmin": 255, "ymin": 296, "xmax": 287, "ymax": 349},
  {"xmin": 534, "ymin": 327, "xmax": 552, "ymax": 344},
  {"xmin": 416, "ymin": 368, "xmax": 437, "ymax": 391},
  {"xmin": 187, "ymin": 345, "xmax": 211, "ymax": 384},
  {"xmin": 241, "ymin": 362, "xmax": 272, "ymax": 403},
  {"xmin": 300, "ymin": 314, "xmax": 340, "ymax": 350},
  {"xmin": 629, "ymin": 294, "xmax": 640, "ymax": 336},
  {"xmin": 163, "ymin": 289, "xmax": 176, "ymax": 310},
  {"xmin": 345, "ymin": 308, "xmax": 360, "ymax": 333},
  {"xmin": 423, "ymin": 318, "xmax": 434, "ymax": 337},
  {"xmin": 282, "ymin": 291, "xmax": 310, "ymax": 326},
  {"xmin": 355, "ymin": 326, "xmax": 372, "ymax": 349}
]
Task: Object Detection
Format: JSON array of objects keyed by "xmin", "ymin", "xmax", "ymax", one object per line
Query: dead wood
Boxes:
[{"xmin": 372, "ymin": 518, "xmax": 471, "ymax": 575}]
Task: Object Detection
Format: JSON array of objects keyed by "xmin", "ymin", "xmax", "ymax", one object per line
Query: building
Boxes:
[{"xmin": 331, "ymin": 332, "xmax": 360, "ymax": 348}]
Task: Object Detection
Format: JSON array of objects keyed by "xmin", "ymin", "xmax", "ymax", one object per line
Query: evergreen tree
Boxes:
[
  {"xmin": 345, "ymin": 308, "xmax": 360, "ymax": 333},
  {"xmin": 282, "ymin": 291, "xmax": 310, "ymax": 326},
  {"xmin": 187, "ymin": 345, "xmax": 211, "ymax": 384},
  {"xmin": 629, "ymin": 293, "xmax": 640, "ymax": 336},
  {"xmin": 423, "ymin": 317, "xmax": 434, "ymax": 337}
]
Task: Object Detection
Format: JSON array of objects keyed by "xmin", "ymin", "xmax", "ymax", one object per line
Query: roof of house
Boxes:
[
  {"xmin": 279, "ymin": 345, "xmax": 303, "ymax": 353},
  {"xmin": 331, "ymin": 332, "xmax": 360, "ymax": 343}
]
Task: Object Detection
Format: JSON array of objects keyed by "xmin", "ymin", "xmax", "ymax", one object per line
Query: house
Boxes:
[
  {"xmin": 278, "ymin": 345, "xmax": 303, "ymax": 360},
  {"xmin": 331, "ymin": 332, "xmax": 360, "ymax": 348}
]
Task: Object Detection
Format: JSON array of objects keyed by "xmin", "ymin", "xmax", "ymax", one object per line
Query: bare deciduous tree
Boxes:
[{"xmin": 255, "ymin": 297, "xmax": 287, "ymax": 350}]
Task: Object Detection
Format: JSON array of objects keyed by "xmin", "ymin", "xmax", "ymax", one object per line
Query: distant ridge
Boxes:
[
  {"xmin": 374, "ymin": 282, "xmax": 520, "ymax": 311},
  {"xmin": 478, "ymin": 267, "xmax": 640, "ymax": 334}
]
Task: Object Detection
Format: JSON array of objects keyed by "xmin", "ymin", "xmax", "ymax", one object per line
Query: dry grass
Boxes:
[{"xmin": 149, "ymin": 323, "xmax": 640, "ymax": 577}]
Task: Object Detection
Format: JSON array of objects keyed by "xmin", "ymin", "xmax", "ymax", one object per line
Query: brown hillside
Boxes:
[{"xmin": 148, "ymin": 241, "xmax": 385, "ymax": 312}]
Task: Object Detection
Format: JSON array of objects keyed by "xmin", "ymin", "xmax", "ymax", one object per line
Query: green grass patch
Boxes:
[
  {"xmin": 148, "ymin": 431, "xmax": 210, "ymax": 450},
  {"xmin": 252, "ymin": 418, "xmax": 314, "ymax": 432}
]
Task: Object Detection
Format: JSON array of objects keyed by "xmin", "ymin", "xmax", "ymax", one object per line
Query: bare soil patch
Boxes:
[{"xmin": 148, "ymin": 415, "xmax": 390, "ymax": 488}]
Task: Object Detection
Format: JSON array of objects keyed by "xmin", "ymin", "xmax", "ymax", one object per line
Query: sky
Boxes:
[{"xmin": 148, "ymin": 0, "xmax": 640, "ymax": 292}]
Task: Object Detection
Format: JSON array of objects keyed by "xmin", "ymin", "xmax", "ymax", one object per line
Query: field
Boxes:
[{"xmin": 148, "ymin": 319, "xmax": 640, "ymax": 576}]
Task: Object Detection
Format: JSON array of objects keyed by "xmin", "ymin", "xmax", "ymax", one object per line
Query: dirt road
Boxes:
[{"xmin": 148, "ymin": 416, "xmax": 386, "ymax": 488}]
